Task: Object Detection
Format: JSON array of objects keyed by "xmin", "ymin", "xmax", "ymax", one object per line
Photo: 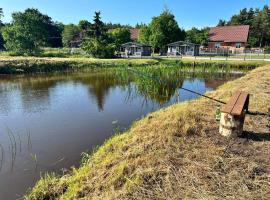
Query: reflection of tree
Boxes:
[
  {"xmin": 77, "ymin": 73, "xmax": 128, "ymax": 111},
  {"xmin": 0, "ymin": 68, "xmax": 241, "ymax": 114}
]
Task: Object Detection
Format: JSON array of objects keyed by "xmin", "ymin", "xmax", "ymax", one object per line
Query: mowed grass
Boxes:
[{"xmin": 25, "ymin": 64, "xmax": 270, "ymax": 199}]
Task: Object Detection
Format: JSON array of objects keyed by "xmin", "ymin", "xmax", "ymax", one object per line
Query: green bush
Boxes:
[{"xmin": 82, "ymin": 38, "xmax": 116, "ymax": 58}]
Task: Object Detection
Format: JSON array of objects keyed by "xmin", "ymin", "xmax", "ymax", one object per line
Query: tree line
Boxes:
[
  {"xmin": 0, "ymin": 9, "xmax": 132, "ymax": 57},
  {"xmin": 0, "ymin": 5, "xmax": 269, "ymax": 57}
]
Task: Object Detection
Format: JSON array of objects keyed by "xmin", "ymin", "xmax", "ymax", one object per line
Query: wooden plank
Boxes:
[
  {"xmin": 221, "ymin": 91, "xmax": 241, "ymax": 114},
  {"xmin": 231, "ymin": 92, "xmax": 249, "ymax": 115}
]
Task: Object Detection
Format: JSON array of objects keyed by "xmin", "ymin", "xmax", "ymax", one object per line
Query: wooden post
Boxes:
[
  {"xmin": 219, "ymin": 112, "xmax": 245, "ymax": 137},
  {"xmin": 219, "ymin": 91, "xmax": 249, "ymax": 137}
]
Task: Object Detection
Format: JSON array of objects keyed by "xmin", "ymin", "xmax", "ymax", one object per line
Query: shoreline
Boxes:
[
  {"xmin": 0, "ymin": 56, "xmax": 265, "ymax": 74},
  {"xmin": 25, "ymin": 64, "xmax": 270, "ymax": 199}
]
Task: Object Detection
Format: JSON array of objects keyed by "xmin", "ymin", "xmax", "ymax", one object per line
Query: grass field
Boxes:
[{"xmin": 25, "ymin": 63, "xmax": 270, "ymax": 199}]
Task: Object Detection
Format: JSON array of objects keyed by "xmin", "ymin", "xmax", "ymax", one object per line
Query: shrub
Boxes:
[{"xmin": 81, "ymin": 37, "xmax": 116, "ymax": 58}]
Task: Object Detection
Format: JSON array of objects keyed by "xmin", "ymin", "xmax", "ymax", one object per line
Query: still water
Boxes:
[{"xmin": 0, "ymin": 70, "xmax": 241, "ymax": 199}]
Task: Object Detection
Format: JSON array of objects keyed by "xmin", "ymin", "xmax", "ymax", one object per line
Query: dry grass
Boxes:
[{"xmin": 25, "ymin": 65, "xmax": 270, "ymax": 200}]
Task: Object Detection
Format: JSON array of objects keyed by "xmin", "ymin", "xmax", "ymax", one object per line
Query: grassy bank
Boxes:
[
  {"xmin": 25, "ymin": 64, "xmax": 270, "ymax": 199},
  {"xmin": 0, "ymin": 56, "xmax": 160, "ymax": 74},
  {"xmin": 0, "ymin": 56, "xmax": 265, "ymax": 74}
]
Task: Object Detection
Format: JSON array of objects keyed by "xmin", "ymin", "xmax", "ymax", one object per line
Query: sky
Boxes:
[{"xmin": 1, "ymin": 0, "xmax": 270, "ymax": 30}]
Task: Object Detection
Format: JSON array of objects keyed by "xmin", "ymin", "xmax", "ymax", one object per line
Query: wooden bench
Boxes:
[
  {"xmin": 221, "ymin": 91, "xmax": 249, "ymax": 116},
  {"xmin": 219, "ymin": 91, "xmax": 250, "ymax": 137}
]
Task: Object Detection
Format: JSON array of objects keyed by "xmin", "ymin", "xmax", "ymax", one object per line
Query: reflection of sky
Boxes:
[
  {"xmin": 177, "ymin": 78, "xmax": 208, "ymax": 102},
  {"xmin": 0, "ymin": 73, "xmax": 228, "ymax": 199}
]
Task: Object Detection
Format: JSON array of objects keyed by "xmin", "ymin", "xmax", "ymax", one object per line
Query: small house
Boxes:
[
  {"xmin": 208, "ymin": 25, "xmax": 250, "ymax": 53},
  {"xmin": 119, "ymin": 42, "xmax": 152, "ymax": 57},
  {"xmin": 167, "ymin": 41, "xmax": 200, "ymax": 56}
]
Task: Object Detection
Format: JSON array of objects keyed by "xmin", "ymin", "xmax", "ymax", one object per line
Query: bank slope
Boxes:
[{"xmin": 26, "ymin": 65, "xmax": 270, "ymax": 200}]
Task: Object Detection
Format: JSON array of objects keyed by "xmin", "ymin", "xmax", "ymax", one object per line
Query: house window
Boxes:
[
  {"xmin": 236, "ymin": 43, "xmax": 241, "ymax": 48},
  {"xmin": 215, "ymin": 43, "xmax": 221, "ymax": 49}
]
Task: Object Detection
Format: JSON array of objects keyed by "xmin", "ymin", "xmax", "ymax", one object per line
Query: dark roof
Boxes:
[
  {"xmin": 167, "ymin": 41, "xmax": 199, "ymax": 46},
  {"xmin": 121, "ymin": 42, "xmax": 151, "ymax": 47},
  {"xmin": 209, "ymin": 25, "xmax": 250, "ymax": 43}
]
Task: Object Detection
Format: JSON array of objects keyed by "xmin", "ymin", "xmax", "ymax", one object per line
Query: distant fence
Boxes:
[{"xmin": 199, "ymin": 48, "xmax": 270, "ymax": 60}]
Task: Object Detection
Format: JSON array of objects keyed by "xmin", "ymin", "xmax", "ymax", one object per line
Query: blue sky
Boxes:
[{"xmin": 1, "ymin": 0, "xmax": 270, "ymax": 30}]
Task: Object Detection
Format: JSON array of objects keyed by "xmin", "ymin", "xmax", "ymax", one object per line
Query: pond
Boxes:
[{"xmin": 0, "ymin": 68, "xmax": 242, "ymax": 199}]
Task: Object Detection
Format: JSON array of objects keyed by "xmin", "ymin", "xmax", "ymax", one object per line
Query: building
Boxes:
[
  {"xmin": 167, "ymin": 41, "xmax": 200, "ymax": 56},
  {"xmin": 119, "ymin": 42, "xmax": 152, "ymax": 57},
  {"xmin": 208, "ymin": 25, "xmax": 250, "ymax": 53}
]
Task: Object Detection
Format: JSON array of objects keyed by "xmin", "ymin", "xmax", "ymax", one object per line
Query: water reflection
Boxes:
[{"xmin": 0, "ymin": 70, "xmax": 242, "ymax": 199}]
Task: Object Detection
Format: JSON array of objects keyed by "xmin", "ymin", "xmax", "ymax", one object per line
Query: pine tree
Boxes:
[{"xmin": 92, "ymin": 11, "xmax": 105, "ymax": 38}]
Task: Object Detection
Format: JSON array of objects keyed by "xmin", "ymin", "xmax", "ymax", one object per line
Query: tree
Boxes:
[
  {"xmin": 82, "ymin": 11, "xmax": 115, "ymax": 58},
  {"xmin": 185, "ymin": 27, "xmax": 209, "ymax": 46},
  {"xmin": 217, "ymin": 19, "xmax": 226, "ymax": 26},
  {"xmin": 105, "ymin": 22, "xmax": 131, "ymax": 29},
  {"xmin": 0, "ymin": 8, "xmax": 3, "ymax": 25},
  {"xmin": 256, "ymin": 5, "xmax": 270, "ymax": 47},
  {"xmin": 139, "ymin": 9, "xmax": 185, "ymax": 53},
  {"xmin": 109, "ymin": 28, "xmax": 130, "ymax": 47},
  {"xmin": 82, "ymin": 38, "xmax": 115, "ymax": 58},
  {"xmin": 78, "ymin": 20, "xmax": 92, "ymax": 31},
  {"xmin": 91, "ymin": 11, "xmax": 106, "ymax": 38},
  {"xmin": 138, "ymin": 25, "xmax": 151, "ymax": 44},
  {"xmin": 47, "ymin": 22, "xmax": 64, "ymax": 47},
  {"xmin": 0, "ymin": 8, "xmax": 4, "ymax": 49},
  {"xmin": 62, "ymin": 24, "xmax": 80, "ymax": 47},
  {"xmin": 2, "ymin": 8, "xmax": 57, "ymax": 54}
]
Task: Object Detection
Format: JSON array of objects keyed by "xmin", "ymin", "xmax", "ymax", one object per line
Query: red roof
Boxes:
[{"xmin": 209, "ymin": 25, "xmax": 250, "ymax": 43}]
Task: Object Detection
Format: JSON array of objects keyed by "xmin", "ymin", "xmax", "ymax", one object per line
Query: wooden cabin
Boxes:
[
  {"xmin": 119, "ymin": 42, "xmax": 152, "ymax": 57},
  {"xmin": 167, "ymin": 41, "xmax": 200, "ymax": 56}
]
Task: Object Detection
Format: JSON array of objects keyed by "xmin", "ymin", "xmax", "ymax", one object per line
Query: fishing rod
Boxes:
[{"xmin": 127, "ymin": 67, "xmax": 226, "ymax": 105}]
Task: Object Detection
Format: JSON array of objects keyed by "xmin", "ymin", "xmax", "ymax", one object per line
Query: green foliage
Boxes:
[
  {"xmin": 109, "ymin": 28, "xmax": 130, "ymax": 48},
  {"xmin": 138, "ymin": 9, "xmax": 185, "ymax": 53},
  {"xmin": 138, "ymin": 25, "xmax": 151, "ymax": 44},
  {"xmin": 185, "ymin": 27, "xmax": 209, "ymax": 46},
  {"xmin": 82, "ymin": 37, "xmax": 115, "ymax": 58},
  {"xmin": 47, "ymin": 22, "xmax": 64, "ymax": 48},
  {"xmin": 62, "ymin": 24, "xmax": 80, "ymax": 47},
  {"xmin": 82, "ymin": 11, "xmax": 116, "ymax": 58},
  {"xmin": 105, "ymin": 22, "xmax": 132, "ymax": 29},
  {"xmin": 0, "ymin": 26, "xmax": 4, "ymax": 49},
  {"xmin": 91, "ymin": 11, "xmax": 106, "ymax": 38},
  {"xmin": 78, "ymin": 20, "xmax": 91, "ymax": 31},
  {"xmin": 0, "ymin": 8, "xmax": 3, "ymax": 25},
  {"xmin": 217, "ymin": 19, "xmax": 226, "ymax": 26},
  {"xmin": 2, "ymin": 8, "xmax": 57, "ymax": 55}
]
